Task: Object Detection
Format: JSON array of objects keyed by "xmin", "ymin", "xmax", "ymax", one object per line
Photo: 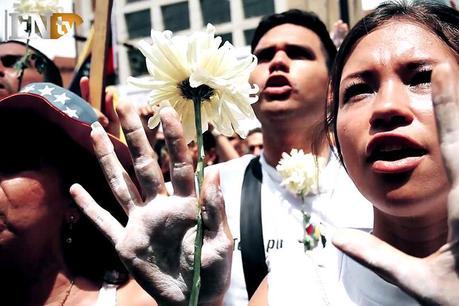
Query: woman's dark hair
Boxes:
[
  {"xmin": 251, "ymin": 9, "xmax": 337, "ymax": 70},
  {"xmin": 327, "ymin": 0, "xmax": 459, "ymax": 164}
]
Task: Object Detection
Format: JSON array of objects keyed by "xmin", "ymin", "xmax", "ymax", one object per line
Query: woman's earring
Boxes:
[{"xmin": 66, "ymin": 215, "xmax": 76, "ymax": 244}]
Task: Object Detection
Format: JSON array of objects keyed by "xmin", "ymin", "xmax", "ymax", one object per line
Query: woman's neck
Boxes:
[
  {"xmin": 1, "ymin": 250, "xmax": 73, "ymax": 305},
  {"xmin": 372, "ymin": 206, "xmax": 448, "ymax": 258}
]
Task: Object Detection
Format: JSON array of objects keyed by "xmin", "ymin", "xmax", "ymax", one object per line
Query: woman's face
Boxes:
[
  {"xmin": 336, "ymin": 21, "xmax": 456, "ymax": 217},
  {"xmin": 0, "ymin": 164, "xmax": 69, "ymax": 268}
]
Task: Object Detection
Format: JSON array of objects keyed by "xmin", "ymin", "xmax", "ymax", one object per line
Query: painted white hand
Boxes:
[{"xmin": 70, "ymin": 101, "xmax": 232, "ymax": 306}]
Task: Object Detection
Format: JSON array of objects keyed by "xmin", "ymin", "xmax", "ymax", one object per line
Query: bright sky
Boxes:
[{"xmin": 0, "ymin": 0, "xmax": 77, "ymax": 59}]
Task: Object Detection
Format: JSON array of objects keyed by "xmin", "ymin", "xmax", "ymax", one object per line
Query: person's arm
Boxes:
[
  {"xmin": 210, "ymin": 127, "xmax": 240, "ymax": 162},
  {"xmin": 332, "ymin": 62, "xmax": 459, "ymax": 305},
  {"xmin": 248, "ymin": 276, "xmax": 269, "ymax": 306},
  {"xmin": 70, "ymin": 100, "xmax": 233, "ymax": 306},
  {"xmin": 80, "ymin": 76, "xmax": 121, "ymax": 138},
  {"xmin": 329, "ymin": 20, "xmax": 349, "ymax": 50}
]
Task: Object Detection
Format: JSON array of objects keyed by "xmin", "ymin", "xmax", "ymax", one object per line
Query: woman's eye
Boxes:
[
  {"xmin": 410, "ymin": 70, "xmax": 432, "ymax": 88},
  {"xmin": 342, "ymin": 83, "xmax": 373, "ymax": 104}
]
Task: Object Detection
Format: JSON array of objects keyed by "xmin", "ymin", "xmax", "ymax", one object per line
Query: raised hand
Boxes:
[
  {"xmin": 138, "ymin": 103, "xmax": 160, "ymax": 148},
  {"xmin": 332, "ymin": 62, "xmax": 459, "ymax": 306},
  {"xmin": 329, "ymin": 20, "xmax": 349, "ymax": 49},
  {"xmin": 70, "ymin": 101, "xmax": 232, "ymax": 306},
  {"xmin": 80, "ymin": 76, "xmax": 121, "ymax": 138}
]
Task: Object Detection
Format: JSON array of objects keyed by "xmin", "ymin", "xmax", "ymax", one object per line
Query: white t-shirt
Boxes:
[
  {"xmin": 96, "ymin": 282, "xmax": 118, "ymax": 306},
  {"xmin": 267, "ymin": 231, "xmax": 419, "ymax": 306},
  {"xmin": 212, "ymin": 151, "xmax": 373, "ymax": 306}
]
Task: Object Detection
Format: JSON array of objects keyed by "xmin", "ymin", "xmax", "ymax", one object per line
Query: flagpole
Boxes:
[
  {"xmin": 89, "ymin": 0, "xmax": 113, "ymax": 111},
  {"xmin": 339, "ymin": 0, "xmax": 350, "ymax": 25}
]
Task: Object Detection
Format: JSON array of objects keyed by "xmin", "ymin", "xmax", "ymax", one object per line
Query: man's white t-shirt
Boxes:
[{"xmin": 212, "ymin": 151, "xmax": 373, "ymax": 305}]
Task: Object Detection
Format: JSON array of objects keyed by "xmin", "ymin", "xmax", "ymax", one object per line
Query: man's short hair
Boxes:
[
  {"xmin": 0, "ymin": 40, "xmax": 63, "ymax": 86},
  {"xmin": 251, "ymin": 9, "xmax": 337, "ymax": 70},
  {"xmin": 247, "ymin": 127, "xmax": 262, "ymax": 137}
]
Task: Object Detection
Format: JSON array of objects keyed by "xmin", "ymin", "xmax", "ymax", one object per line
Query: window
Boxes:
[
  {"xmin": 127, "ymin": 47, "xmax": 148, "ymax": 77},
  {"xmin": 219, "ymin": 32, "xmax": 233, "ymax": 45},
  {"xmin": 161, "ymin": 2, "xmax": 190, "ymax": 32},
  {"xmin": 242, "ymin": 0, "xmax": 274, "ymax": 18},
  {"xmin": 200, "ymin": 0, "xmax": 231, "ymax": 25},
  {"xmin": 125, "ymin": 9, "xmax": 151, "ymax": 39},
  {"xmin": 244, "ymin": 28, "xmax": 255, "ymax": 45}
]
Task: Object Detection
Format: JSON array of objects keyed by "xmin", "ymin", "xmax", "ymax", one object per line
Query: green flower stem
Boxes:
[
  {"xmin": 189, "ymin": 96, "xmax": 205, "ymax": 306},
  {"xmin": 16, "ymin": 24, "xmax": 32, "ymax": 92},
  {"xmin": 193, "ymin": 97, "xmax": 205, "ymax": 193}
]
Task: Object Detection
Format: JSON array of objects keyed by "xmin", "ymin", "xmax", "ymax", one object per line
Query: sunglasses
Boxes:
[
  {"xmin": 249, "ymin": 144, "xmax": 263, "ymax": 152},
  {"xmin": 0, "ymin": 53, "xmax": 42, "ymax": 69}
]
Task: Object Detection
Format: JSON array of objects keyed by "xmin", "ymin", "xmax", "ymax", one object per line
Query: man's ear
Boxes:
[
  {"xmin": 205, "ymin": 148, "xmax": 218, "ymax": 166},
  {"xmin": 326, "ymin": 81, "xmax": 333, "ymax": 108},
  {"xmin": 325, "ymin": 81, "xmax": 336, "ymax": 147}
]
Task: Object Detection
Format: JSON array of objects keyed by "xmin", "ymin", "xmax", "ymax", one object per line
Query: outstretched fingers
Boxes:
[
  {"xmin": 199, "ymin": 168, "xmax": 233, "ymax": 302},
  {"xmin": 432, "ymin": 62, "xmax": 459, "ymax": 184},
  {"xmin": 116, "ymin": 100, "xmax": 167, "ymax": 200},
  {"xmin": 201, "ymin": 168, "xmax": 232, "ymax": 262},
  {"xmin": 103, "ymin": 90, "xmax": 121, "ymax": 138},
  {"xmin": 70, "ymin": 183, "xmax": 124, "ymax": 245},
  {"xmin": 160, "ymin": 107, "xmax": 195, "ymax": 197},
  {"xmin": 431, "ymin": 62, "xmax": 459, "ymax": 241},
  {"xmin": 201, "ymin": 168, "xmax": 226, "ymax": 233},
  {"xmin": 181, "ymin": 168, "xmax": 231, "ymax": 258},
  {"xmin": 332, "ymin": 229, "xmax": 427, "ymax": 299},
  {"xmin": 91, "ymin": 122, "xmax": 142, "ymax": 214}
]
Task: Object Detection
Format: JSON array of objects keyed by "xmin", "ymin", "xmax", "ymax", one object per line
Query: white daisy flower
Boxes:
[
  {"xmin": 276, "ymin": 149, "xmax": 326, "ymax": 198},
  {"xmin": 14, "ymin": 0, "xmax": 62, "ymax": 14},
  {"xmin": 128, "ymin": 24, "xmax": 259, "ymax": 143}
]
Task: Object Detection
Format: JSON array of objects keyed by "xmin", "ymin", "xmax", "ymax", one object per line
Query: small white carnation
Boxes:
[{"xmin": 276, "ymin": 149, "xmax": 325, "ymax": 197}]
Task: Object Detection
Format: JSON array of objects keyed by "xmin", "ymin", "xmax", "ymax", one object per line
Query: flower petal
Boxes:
[{"xmin": 129, "ymin": 23, "xmax": 258, "ymax": 142}]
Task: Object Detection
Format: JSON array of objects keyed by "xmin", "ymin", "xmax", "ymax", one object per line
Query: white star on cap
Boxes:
[
  {"xmin": 22, "ymin": 84, "xmax": 35, "ymax": 92},
  {"xmin": 53, "ymin": 92, "xmax": 70, "ymax": 105},
  {"xmin": 38, "ymin": 85, "xmax": 54, "ymax": 96},
  {"xmin": 63, "ymin": 107, "xmax": 78, "ymax": 118}
]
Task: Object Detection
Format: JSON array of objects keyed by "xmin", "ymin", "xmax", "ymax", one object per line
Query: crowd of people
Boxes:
[{"xmin": 1, "ymin": 0, "xmax": 459, "ymax": 305}]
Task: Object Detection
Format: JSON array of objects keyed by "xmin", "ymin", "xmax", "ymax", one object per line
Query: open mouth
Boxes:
[
  {"xmin": 265, "ymin": 75, "xmax": 290, "ymax": 88},
  {"xmin": 366, "ymin": 136, "xmax": 427, "ymax": 173},
  {"xmin": 263, "ymin": 75, "xmax": 292, "ymax": 98},
  {"xmin": 367, "ymin": 144, "xmax": 426, "ymax": 163}
]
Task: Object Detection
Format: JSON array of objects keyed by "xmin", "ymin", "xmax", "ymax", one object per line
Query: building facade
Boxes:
[{"xmin": 74, "ymin": 0, "xmax": 365, "ymax": 85}]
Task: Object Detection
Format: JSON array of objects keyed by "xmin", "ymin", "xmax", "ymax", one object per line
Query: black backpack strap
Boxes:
[{"xmin": 240, "ymin": 156, "xmax": 268, "ymax": 299}]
